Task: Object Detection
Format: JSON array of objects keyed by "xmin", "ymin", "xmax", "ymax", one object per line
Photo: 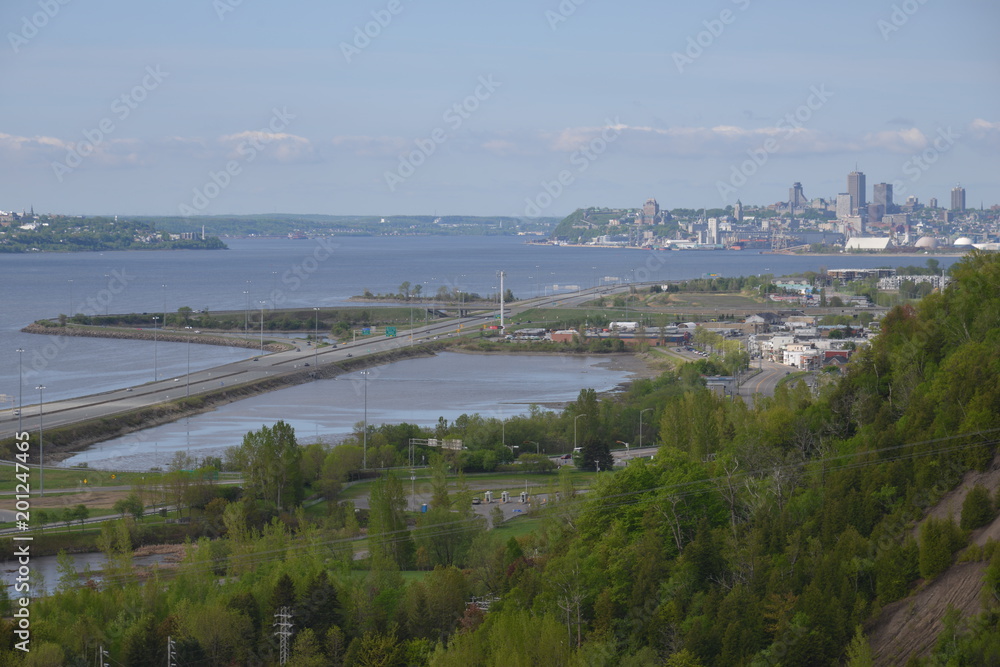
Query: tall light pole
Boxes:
[
  {"xmin": 162, "ymin": 283, "xmax": 167, "ymax": 329},
  {"xmin": 67, "ymin": 279, "xmax": 73, "ymax": 318},
  {"xmin": 152, "ymin": 316, "xmax": 159, "ymax": 381},
  {"xmin": 524, "ymin": 440, "xmax": 539, "ymax": 455},
  {"xmin": 363, "ymin": 370, "xmax": 370, "ymax": 467},
  {"xmin": 313, "ymin": 307, "xmax": 320, "ymax": 367},
  {"xmin": 243, "ymin": 289, "xmax": 250, "ymax": 340},
  {"xmin": 16, "ymin": 348, "xmax": 24, "ymax": 434},
  {"xmin": 36, "ymin": 385, "xmax": 45, "ymax": 496},
  {"xmin": 574, "ymin": 413, "xmax": 588, "ymax": 451},
  {"xmin": 259, "ymin": 301, "xmax": 266, "ymax": 353},
  {"xmin": 185, "ymin": 327, "xmax": 195, "ymax": 398},
  {"xmin": 639, "ymin": 408, "xmax": 653, "ymax": 449}
]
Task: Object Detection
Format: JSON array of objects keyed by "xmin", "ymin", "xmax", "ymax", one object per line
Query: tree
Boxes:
[
  {"xmin": 232, "ymin": 421, "xmax": 304, "ymax": 510},
  {"xmin": 919, "ymin": 516, "xmax": 964, "ymax": 580},
  {"xmin": 113, "ymin": 493, "xmax": 144, "ymax": 522},
  {"xmin": 368, "ymin": 473, "xmax": 414, "ymax": 570},
  {"xmin": 960, "ymin": 484, "xmax": 994, "ymax": 530},
  {"xmin": 73, "ymin": 504, "xmax": 90, "ymax": 529}
]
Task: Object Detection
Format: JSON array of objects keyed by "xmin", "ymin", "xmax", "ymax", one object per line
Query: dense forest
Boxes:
[{"xmin": 4, "ymin": 252, "xmax": 999, "ymax": 665}]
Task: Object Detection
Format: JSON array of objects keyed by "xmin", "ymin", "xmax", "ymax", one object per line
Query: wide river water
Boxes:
[{"xmin": 0, "ymin": 236, "xmax": 960, "ymax": 466}]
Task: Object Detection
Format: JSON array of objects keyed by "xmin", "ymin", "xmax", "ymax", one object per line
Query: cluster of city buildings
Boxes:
[
  {"xmin": 571, "ymin": 172, "xmax": 999, "ymax": 253},
  {"xmin": 744, "ymin": 314, "xmax": 869, "ymax": 370}
]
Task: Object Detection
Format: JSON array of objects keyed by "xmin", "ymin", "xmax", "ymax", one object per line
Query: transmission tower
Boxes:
[
  {"xmin": 166, "ymin": 636, "xmax": 177, "ymax": 667},
  {"xmin": 274, "ymin": 606, "xmax": 293, "ymax": 665}
]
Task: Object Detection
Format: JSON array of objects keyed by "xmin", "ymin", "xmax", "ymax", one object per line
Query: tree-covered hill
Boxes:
[{"xmin": 0, "ymin": 216, "xmax": 225, "ymax": 252}]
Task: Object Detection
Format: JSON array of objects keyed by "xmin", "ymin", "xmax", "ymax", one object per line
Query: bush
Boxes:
[
  {"xmin": 961, "ymin": 484, "xmax": 995, "ymax": 530},
  {"xmin": 918, "ymin": 516, "xmax": 966, "ymax": 580}
]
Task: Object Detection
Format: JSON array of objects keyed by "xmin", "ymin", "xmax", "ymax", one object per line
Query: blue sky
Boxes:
[{"xmin": 1, "ymin": 0, "xmax": 997, "ymax": 218}]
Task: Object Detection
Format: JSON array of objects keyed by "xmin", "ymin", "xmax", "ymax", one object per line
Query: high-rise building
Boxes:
[
  {"xmin": 734, "ymin": 199, "xmax": 743, "ymax": 222},
  {"xmin": 789, "ymin": 182, "xmax": 805, "ymax": 210},
  {"xmin": 951, "ymin": 186, "xmax": 966, "ymax": 211},
  {"xmin": 929, "ymin": 197, "xmax": 938, "ymax": 209},
  {"xmin": 873, "ymin": 182, "xmax": 893, "ymax": 213},
  {"xmin": 836, "ymin": 193, "xmax": 852, "ymax": 219},
  {"xmin": 848, "ymin": 170, "xmax": 866, "ymax": 215}
]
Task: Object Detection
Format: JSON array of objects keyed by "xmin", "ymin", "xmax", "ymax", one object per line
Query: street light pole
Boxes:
[
  {"xmin": 639, "ymin": 408, "xmax": 653, "ymax": 449},
  {"xmin": 36, "ymin": 385, "xmax": 45, "ymax": 496},
  {"xmin": 16, "ymin": 348, "xmax": 24, "ymax": 434},
  {"xmin": 313, "ymin": 307, "xmax": 320, "ymax": 367},
  {"xmin": 243, "ymin": 289, "xmax": 250, "ymax": 340},
  {"xmin": 152, "ymin": 316, "xmax": 159, "ymax": 381},
  {"xmin": 185, "ymin": 327, "xmax": 194, "ymax": 398},
  {"xmin": 259, "ymin": 301, "xmax": 266, "ymax": 353},
  {"xmin": 361, "ymin": 370, "xmax": 370, "ymax": 469}
]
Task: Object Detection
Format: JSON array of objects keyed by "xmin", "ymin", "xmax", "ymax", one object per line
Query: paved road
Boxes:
[
  {"xmin": 1, "ymin": 287, "xmax": 633, "ymax": 441},
  {"xmin": 738, "ymin": 360, "xmax": 796, "ymax": 399}
]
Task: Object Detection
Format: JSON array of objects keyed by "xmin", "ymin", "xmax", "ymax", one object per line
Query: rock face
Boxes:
[{"xmin": 20, "ymin": 323, "xmax": 286, "ymax": 352}]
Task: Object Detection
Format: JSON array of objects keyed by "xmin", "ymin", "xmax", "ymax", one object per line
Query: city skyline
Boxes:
[{"xmin": 0, "ymin": 0, "xmax": 997, "ymax": 217}]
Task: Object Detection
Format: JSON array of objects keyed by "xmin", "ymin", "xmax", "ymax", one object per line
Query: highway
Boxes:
[{"xmin": 0, "ymin": 286, "xmax": 626, "ymax": 441}]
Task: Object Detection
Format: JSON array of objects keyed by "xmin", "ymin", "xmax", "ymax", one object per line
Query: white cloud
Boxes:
[
  {"xmin": 218, "ymin": 131, "xmax": 317, "ymax": 163},
  {"xmin": 968, "ymin": 118, "xmax": 1000, "ymax": 149},
  {"xmin": 861, "ymin": 128, "xmax": 927, "ymax": 153}
]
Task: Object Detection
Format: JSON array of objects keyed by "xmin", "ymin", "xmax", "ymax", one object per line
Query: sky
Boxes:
[{"xmin": 1, "ymin": 0, "xmax": 998, "ymax": 219}]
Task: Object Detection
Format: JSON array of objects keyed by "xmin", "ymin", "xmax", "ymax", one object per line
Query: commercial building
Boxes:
[
  {"xmin": 951, "ymin": 186, "xmax": 966, "ymax": 211},
  {"xmin": 848, "ymin": 170, "xmax": 866, "ymax": 215}
]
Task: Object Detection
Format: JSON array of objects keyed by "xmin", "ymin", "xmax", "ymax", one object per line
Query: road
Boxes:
[
  {"xmin": 0, "ymin": 286, "xmax": 633, "ymax": 441},
  {"xmin": 738, "ymin": 360, "xmax": 795, "ymax": 400}
]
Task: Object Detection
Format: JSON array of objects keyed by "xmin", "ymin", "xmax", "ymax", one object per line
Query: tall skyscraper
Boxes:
[
  {"xmin": 951, "ymin": 186, "xmax": 966, "ymax": 211},
  {"xmin": 929, "ymin": 197, "xmax": 938, "ymax": 209},
  {"xmin": 836, "ymin": 193, "xmax": 852, "ymax": 219},
  {"xmin": 789, "ymin": 182, "xmax": 805, "ymax": 210},
  {"xmin": 734, "ymin": 199, "xmax": 743, "ymax": 222},
  {"xmin": 848, "ymin": 170, "xmax": 866, "ymax": 215},
  {"xmin": 873, "ymin": 182, "xmax": 893, "ymax": 213}
]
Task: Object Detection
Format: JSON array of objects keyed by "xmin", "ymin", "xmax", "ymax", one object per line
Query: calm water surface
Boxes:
[{"xmin": 59, "ymin": 352, "xmax": 634, "ymax": 470}]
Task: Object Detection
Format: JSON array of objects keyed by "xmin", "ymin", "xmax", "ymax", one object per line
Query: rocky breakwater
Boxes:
[{"xmin": 21, "ymin": 322, "xmax": 288, "ymax": 352}]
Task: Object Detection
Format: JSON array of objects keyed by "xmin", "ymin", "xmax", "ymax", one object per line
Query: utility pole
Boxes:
[
  {"xmin": 274, "ymin": 607, "xmax": 293, "ymax": 665},
  {"xmin": 497, "ymin": 270, "xmax": 506, "ymax": 334},
  {"xmin": 166, "ymin": 636, "xmax": 177, "ymax": 666},
  {"xmin": 99, "ymin": 644, "xmax": 109, "ymax": 667}
]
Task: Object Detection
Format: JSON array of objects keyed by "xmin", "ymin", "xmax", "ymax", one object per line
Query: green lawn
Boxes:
[{"xmin": 0, "ymin": 464, "xmax": 167, "ymax": 493}]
